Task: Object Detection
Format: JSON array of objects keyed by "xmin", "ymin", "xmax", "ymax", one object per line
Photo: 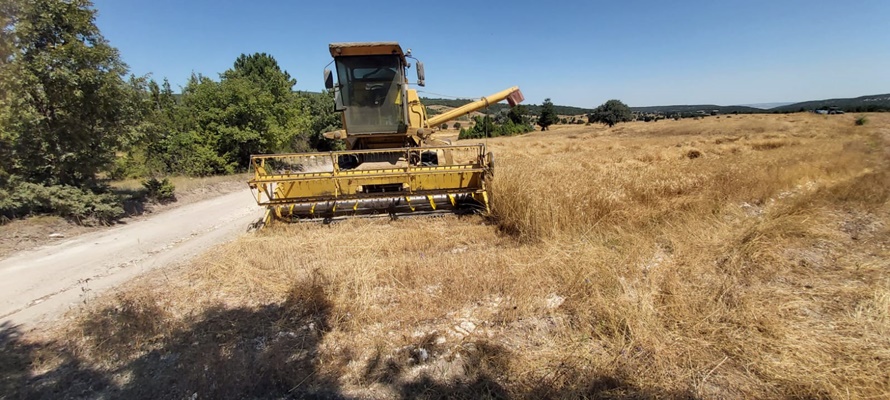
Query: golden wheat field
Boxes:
[{"xmin": 3, "ymin": 113, "xmax": 889, "ymax": 399}]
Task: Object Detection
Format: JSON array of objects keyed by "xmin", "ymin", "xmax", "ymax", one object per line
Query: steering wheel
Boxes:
[{"xmin": 367, "ymin": 84, "xmax": 387, "ymax": 105}]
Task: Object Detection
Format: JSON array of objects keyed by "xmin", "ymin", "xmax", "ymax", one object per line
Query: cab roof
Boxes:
[{"xmin": 329, "ymin": 42, "xmax": 406, "ymax": 63}]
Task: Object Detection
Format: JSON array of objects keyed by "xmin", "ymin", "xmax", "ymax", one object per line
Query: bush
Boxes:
[
  {"xmin": 855, "ymin": 116, "xmax": 868, "ymax": 126},
  {"xmin": 458, "ymin": 115, "xmax": 533, "ymax": 140},
  {"xmin": 440, "ymin": 123, "xmax": 448, "ymax": 130},
  {"xmin": 109, "ymin": 153, "xmax": 152, "ymax": 180},
  {"xmin": 163, "ymin": 131, "xmax": 235, "ymax": 176},
  {"xmin": 0, "ymin": 180, "xmax": 123, "ymax": 224},
  {"xmin": 453, "ymin": 122, "xmax": 461, "ymax": 130},
  {"xmin": 142, "ymin": 177, "xmax": 176, "ymax": 203}
]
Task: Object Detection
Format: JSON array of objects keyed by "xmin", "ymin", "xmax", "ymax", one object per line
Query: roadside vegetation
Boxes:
[
  {"xmin": 5, "ymin": 113, "xmax": 888, "ymax": 398},
  {"xmin": 0, "ymin": 173, "xmax": 249, "ymax": 257},
  {"xmin": 0, "ymin": 0, "xmax": 340, "ymax": 224}
]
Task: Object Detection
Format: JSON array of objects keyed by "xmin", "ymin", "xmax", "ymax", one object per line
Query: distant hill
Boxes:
[
  {"xmin": 629, "ymin": 94, "xmax": 890, "ymax": 115},
  {"xmin": 630, "ymin": 104, "xmax": 765, "ymax": 115},
  {"xmin": 772, "ymin": 94, "xmax": 890, "ymax": 113},
  {"xmin": 421, "ymin": 98, "xmax": 594, "ymax": 116},
  {"xmin": 422, "ymin": 93, "xmax": 890, "ymax": 117},
  {"xmin": 738, "ymin": 102, "xmax": 795, "ymax": 109}
]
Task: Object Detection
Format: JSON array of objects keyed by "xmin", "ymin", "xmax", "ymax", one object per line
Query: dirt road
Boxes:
[{"xmin": 0, "ymin": 190, "xmax": 264, "ymax": 328}]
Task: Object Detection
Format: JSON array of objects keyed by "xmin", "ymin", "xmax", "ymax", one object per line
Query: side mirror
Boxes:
[
  {"xmin": 324, "ymin": 69, "xmax": 334, "ymax": 90},
  {"xmin": 416, "ymin": 61, "xmax": 425, "ymax": 87}
]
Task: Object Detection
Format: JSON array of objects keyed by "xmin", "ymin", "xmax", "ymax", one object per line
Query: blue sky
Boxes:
[{"xmin": 92, "ymin": 0, "xmax": 890, "ymax": 108}]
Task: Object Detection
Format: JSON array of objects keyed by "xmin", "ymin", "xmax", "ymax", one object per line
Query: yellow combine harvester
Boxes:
[{"xmin": 248, "ymin": 42, "xmax": 523, "ymax": 223}]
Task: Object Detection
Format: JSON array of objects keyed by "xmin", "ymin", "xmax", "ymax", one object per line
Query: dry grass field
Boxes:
[{"xmin": 3, "ymin": 113, "xmax": 889, "ymax": 399}]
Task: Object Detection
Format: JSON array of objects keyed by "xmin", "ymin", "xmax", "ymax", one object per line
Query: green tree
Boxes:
[
  {"xmin": 109, "ymin": 75, "xmax": 167, "ymax": 179},
  {"xmin": 0, "ymin": 0, "xmax": 137, "ymax": 186},
  {"xmin": 0, "ymin": 1, "xmax": 15, "ymax": 182},
  {"xmin": 115, "ymin": 75, "xmax": 187, "ymax": 178},
  {"xmin": 156, "ymin": 55, "xmax": 311, "ymax": 175},
  {"xmin": 458, "ymin": 114, "xmax": 533, "ymax": 140},
  {"xmin": 117, "ymin": 53, "xmax": 318, "ymax": 178},
  {"xmin": 160, "ymin": 73, "xmax": 231, "ymax": 175},
  {"xmin": 588, "ymin": 99, "xmax": 633, "ymax": 128},
  {"xmin": 507, "ymin": 104, "xmax": 529, "ymax": 125},
  {"xmin": 223, "ymin": 52, "xmax": 307, "ymax": 155},
  {"xmin": 300, "ymin": 91, "xmax": 342, "ymax": 151},
  {"xmin": 226, "ymin": 52, "xmax": 296, "ymax": 100},
  {"xmin": 537, "ymin": 98, "xmax": 558, "ymax": 131},
  {"xmin": 0, "ymin": 0, "xmax": 18, "ymax": 63}
]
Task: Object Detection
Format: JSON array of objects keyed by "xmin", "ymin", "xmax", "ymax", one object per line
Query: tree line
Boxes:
[
  {"xmin": 458, "ymin": 104, "xmax": 536, "ymax": 139},
  {"xmin": 423, "ymin": 97, "xmax": 595, "ymax": 117},
  {"xmin": 117, "ymin": 58, "xmax": 340, "ymax": 179},
  {"xmin": 0, "ymin": 0, "xmax": 339, "ymax": 222}
]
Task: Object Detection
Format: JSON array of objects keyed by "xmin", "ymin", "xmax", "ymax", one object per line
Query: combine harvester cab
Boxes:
[{"xmin": 248, "ymin": 42, "xmax": 522, "ymax": 224}]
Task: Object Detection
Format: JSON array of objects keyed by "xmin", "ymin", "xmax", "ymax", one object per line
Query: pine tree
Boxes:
[{"xmin": 537, "ymin": 98, "xmax": 558, "ymax": 131}]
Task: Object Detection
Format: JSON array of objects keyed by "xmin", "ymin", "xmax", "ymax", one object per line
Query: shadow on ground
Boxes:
[
  {"xmin": 114, "ymin": 186, "xmax": 177, "ymax": 219},
  {"xmin": 0, "ymin": 274, "xmax": 696, "ymax": 399}
]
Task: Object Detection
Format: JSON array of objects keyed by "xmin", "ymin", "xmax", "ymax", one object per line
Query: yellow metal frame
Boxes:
[{"xmin": 248, "ymin": 144, "xmax": 491, "ymax": 222}]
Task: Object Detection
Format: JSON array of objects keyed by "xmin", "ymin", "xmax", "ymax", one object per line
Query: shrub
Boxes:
[
  {"xmin": 453, "ymin": 122, "xmax": 461, "ymax": 130},
  {"xmin": 142, "ymin": 177, "xmax": 176, "ymax": 203},
  {"xmin": 440, "ymin": 123, "xmax": 448, "ymax": 130},
  {"xmin": 164, "ymin": 131, "xmax": 234, "ymax": 176},
  {"xmin": 855, "ymin": 116, "xmax": 868, "ymax": 126},
  {"xmin": 0, "ymin": 180, "xmax": 123, "ymax": 224},
  {"xmin": 458, "ymin": 115, "xmax": 533, "ymax": 140}
]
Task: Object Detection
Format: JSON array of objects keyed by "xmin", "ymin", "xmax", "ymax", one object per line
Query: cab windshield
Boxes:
[{"xmin": 335, "ymin": 55, "xmax": 404, "ymax": 134}]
